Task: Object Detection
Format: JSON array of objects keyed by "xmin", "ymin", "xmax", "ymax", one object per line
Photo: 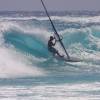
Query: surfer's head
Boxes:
[{"xmin": 50, "ymin": 36, "xmax": 54, "ymax": 40}]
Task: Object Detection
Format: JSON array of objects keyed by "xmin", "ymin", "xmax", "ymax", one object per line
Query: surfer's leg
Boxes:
[
  {"xmin": 49, "ymin": 47, "xmax": 57, "ymax": 56},
  {"xmin": 56, "ymin": 51, "xmax": 64, "ymax": 58},
  {"xmin": 52, "ymin": 48, "xmax": 63, "ymax": 57},
  {"xmin": 50, "ymin": 47, "xmax": 63, "ymax": 57},
  {"xmin": 57, "ymin": 52, "xmax": 64, "ymax": 57}
]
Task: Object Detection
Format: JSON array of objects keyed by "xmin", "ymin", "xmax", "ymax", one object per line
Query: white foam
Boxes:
[
  {"xmin": 0, "ymin": 16, "xmax": 49, "ymax": 21},
  {"xmin": 88, "ymin": 31, "xmax": 100, "ymax": 49},
  {"xmin": 1, "ymin": 15, "xmax": 100, "ymax": 24},
  {"xmin": 0, "ymin": 82, "xmax": 100, "ymax": 100},
  {"xmin": 0, "ymin": 21, "xmax": 52, "ymax": 45},
  {"xmin": 0, "ymin": 45, "xmax": 47, "ymax": 78},
  {"xmin": 52, "ymin": 16, "xmax": 100, "ymax": 23}
]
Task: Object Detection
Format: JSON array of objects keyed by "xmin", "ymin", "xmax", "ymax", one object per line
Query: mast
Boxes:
[{"xmin": 40, "ymin": 0, "xmax": 70, "ymax": 59}]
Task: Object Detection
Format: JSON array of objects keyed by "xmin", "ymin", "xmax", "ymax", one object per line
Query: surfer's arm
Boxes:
[
  {"xmin": 52, "ymin": 36, "xmax": 63, "ymax": 45},
  {"xmin": 54, "ymin": 35, "xmax": 63, "ymax": 42}
]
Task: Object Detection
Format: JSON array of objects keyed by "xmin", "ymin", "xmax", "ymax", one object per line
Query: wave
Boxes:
[
  {"xmin": 0, "ymin": 46, "xmax": 46, "ymax": 78},
  {"xmin": 0, "ymin": 22, "xmax": 48, "ymax": 78},
  {"xmin": 0, "ymin": 17, "xmax": 100, "ymax": 78}
]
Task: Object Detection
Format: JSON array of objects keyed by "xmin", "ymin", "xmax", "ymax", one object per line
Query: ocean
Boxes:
[{"xmin": 0, "ymin": 11, "xmax": 100, "ymax": 100}]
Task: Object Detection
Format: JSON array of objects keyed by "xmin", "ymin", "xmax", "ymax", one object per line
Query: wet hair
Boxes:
[{"xmin": 50, "ymin": 36, "xmax": 54, "ymax": 40}]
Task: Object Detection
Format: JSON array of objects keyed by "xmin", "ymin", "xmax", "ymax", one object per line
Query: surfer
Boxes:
[
  {"xmin": 41, "ymin": 0, "xmax": 70, "ymax": 60},
  {"xmin": 48, "ymin": 36, "xmax": 63, "ymax": 57}
]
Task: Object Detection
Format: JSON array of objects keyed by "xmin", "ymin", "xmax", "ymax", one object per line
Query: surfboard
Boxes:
[
  {"xmin": 63, "ymin": 56, "xmax": 82, "ymax": 62},
  {"xmin": 55, "ymin": 55, "xmax": 82, "ymax": 62}
]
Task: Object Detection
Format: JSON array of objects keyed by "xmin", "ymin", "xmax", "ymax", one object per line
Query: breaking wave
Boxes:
[{"xmin": 0, "ymin": 14, "xmax": 100, "ymax": 78}]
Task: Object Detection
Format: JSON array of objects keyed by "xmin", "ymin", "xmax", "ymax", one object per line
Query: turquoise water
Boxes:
[{"xmin": 0, "ymin": 11, "xmax": 100, "ymax": 100}]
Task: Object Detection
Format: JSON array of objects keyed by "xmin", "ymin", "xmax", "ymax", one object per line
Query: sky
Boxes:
[{"xmin": 0, "ymin": 0, "xmax": 99, "ymax": 11}]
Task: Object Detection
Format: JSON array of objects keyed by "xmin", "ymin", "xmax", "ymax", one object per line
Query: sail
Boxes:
[{"xmin": 40, "ymin": 0, "xmax": 70, "ymax": 59}]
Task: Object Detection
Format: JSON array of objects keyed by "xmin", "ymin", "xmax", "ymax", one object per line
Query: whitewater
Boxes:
[{"xmin": 0, "ymin": 11, "xmax": 100, "ymax": 100}]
